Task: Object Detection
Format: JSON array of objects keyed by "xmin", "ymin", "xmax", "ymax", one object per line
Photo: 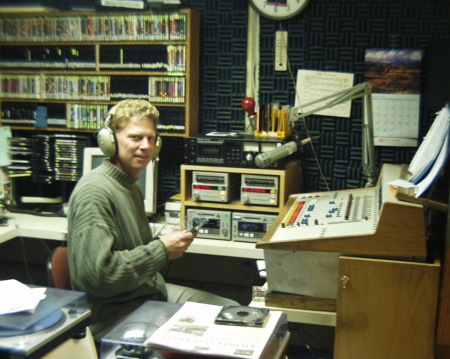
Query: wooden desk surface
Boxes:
[{"xmin": 249, "ymin": 300, "xmax": 336, "ymax": 327}]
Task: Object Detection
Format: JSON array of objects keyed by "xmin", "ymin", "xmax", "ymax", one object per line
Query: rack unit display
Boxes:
[
  {"xmin": 0, "ymin": 9, "xmax": 199, "ymax": 137},
  {"xmin": 174, "ymin": 161, "xmax": 301, "ymax": 260},
  {"xmin": 180, "ymin": 161, "xmax": 302, "ymax": 220}
]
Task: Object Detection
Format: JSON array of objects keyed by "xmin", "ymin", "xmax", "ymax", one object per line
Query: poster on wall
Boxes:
[{"xmin": 365, "ymin": 48, "xmax": 424, "ymax": 147}]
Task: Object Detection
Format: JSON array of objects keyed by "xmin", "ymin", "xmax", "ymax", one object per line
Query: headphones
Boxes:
[{"xmin": 97, "ymin": 103, "xmax": 162, "ymax": 159}]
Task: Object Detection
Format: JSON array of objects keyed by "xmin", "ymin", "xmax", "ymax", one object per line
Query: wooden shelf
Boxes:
[
  {"xmin": 0, "ymin": 9, "xmax": 199, "ymax": 137},
  {"xmin": 180, "ymin": 161, "xmax": 302, "ymax": 219},
  {"xmin": 179, "ymin": 160, "xmax": 301, "ymax": 246}
]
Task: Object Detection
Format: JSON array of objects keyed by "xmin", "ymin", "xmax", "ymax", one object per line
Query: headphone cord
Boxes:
[{"xmin": 153, "ymin": 275, "xmax": 158, "ymax": 301}]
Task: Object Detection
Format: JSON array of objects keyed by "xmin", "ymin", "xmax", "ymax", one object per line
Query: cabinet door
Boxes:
[{"xmin": 334, "ymin": 256, "xmax": 440, "ymax": 359}]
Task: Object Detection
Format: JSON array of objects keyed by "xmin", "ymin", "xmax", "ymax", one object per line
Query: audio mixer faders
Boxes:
[{"xmin": 272, "ymin": 187, "xmax": 379, "ymax": 241}]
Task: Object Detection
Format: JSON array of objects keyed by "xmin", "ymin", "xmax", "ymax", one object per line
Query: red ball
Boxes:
[{"xmin": 241, "ymin": 97, "xmax": 255, "ymax": 115}]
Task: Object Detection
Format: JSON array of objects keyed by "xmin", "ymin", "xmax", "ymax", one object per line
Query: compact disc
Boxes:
[{"xmin": 215, "ymin": 306, "xmax": 269, "ymax": 327}]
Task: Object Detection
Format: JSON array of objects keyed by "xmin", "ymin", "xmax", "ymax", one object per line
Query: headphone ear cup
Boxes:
[
  {"xmin": 152, "ymin": 136, "xmax": 162, "ymax": 160},
  {"xmin": 97, "ymin": 126, "xmax": 117, "ymax": 157}
]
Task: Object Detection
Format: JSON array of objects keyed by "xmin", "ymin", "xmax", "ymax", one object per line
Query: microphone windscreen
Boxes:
[{"xmin": 255, "ymin": 141, "xmax": 298, "ymax": 168}]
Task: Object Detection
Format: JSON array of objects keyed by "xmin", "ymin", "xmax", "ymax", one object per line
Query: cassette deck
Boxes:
[
  {"xmin": 231, "ymin": 212, "xmax": 277, "ymax": 242},
  {"xmin": 184, "ymin": 133, "xmax": 293, "ymax": 169},
  {"xmin": 192, "ymin": 171, "xmax": 239, "ymax": 203},
  {"xmin": 187, "ymin": 209, "xmax": 232, "ymax": 240},
  {"xmin": 241, "ymin": 174, "xmax": 279, "ymax": 206}
]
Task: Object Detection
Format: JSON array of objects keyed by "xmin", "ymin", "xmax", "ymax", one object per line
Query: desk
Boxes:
[
  {"xmin": 0, "ymin": 222, "xmax": 20, "ymax": 244},
  {"xmin": 4, "ymin": 213, "xmax": 264, "ymax": 259},
  {"xmin": 249, "ymin": 300, "xmax": 336, "ymax": 327},
  {"xmin": 8, "ymin": 213, "xmax": 68, "ymax": 241},
  {"xmin": 187, "ymin": 238, "xmax": 263, "ymax": 259}
]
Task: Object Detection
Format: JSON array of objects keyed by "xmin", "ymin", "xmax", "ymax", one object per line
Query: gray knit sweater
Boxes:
[{"xmin": 67, "ymin": 160, "xmax": 168, "ymax": 339}]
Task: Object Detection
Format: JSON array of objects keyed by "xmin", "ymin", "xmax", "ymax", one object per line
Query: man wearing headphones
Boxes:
[{"xmin": 67, "ymin": 99, "xmax": 239, "ymax": 341}]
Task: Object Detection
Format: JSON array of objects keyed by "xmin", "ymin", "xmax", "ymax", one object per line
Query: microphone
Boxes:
[{"xmin": 255, "ymin": 138, "xmax": 311, "ymax": 168}]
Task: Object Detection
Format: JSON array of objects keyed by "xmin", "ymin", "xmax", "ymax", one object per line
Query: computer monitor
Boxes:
[{"xmin": 82, "ymin": 147, "xmax": 158, "ymax": 215}]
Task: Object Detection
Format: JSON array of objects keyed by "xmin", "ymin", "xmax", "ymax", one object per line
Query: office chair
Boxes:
[
  {"xmin": 47, "ymin": 246, "xmax": 71, "ymax": 290},
  {"xmin": 45, "ymin": 246, "xmax": 98, "ymax": 359}
]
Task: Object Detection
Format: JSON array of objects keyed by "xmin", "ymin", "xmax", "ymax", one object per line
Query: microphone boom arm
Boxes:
[{"xmin": 289, "ymin": 82, "xmax": 377, "ymax": 187}]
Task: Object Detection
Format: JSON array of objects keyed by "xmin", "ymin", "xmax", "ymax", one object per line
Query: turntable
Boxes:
[
  {"xmin": 0, "ymin": 286, "xmax": 92, "ymax": 358},
  {"xmin": 100, "ymin": 301, "xmax": 181, "ymax": 359}
]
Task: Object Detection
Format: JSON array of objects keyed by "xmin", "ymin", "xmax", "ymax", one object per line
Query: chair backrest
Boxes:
[{"xmin": 47, "ymin": 246, "xmax": 71, "ymax": 290}]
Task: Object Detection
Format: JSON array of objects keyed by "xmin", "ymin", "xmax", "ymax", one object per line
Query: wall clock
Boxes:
[{"xmin": 248, "ymin": 0, "xmax": 310, "ymax": 20}]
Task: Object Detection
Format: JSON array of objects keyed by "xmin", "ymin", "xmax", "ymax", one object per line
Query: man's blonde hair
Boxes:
[{"xmin": 108, "ymin": 99, "xmax": 160, "ymax": 132}]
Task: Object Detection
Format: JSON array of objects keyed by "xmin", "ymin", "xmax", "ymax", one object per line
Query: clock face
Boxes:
[{"xmin": 249, "ymin": 0, "xmax": 310, "ymax": 20}]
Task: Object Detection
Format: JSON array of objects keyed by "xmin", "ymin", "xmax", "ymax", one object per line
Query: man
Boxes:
[{"xmin": 67, "ymin": 99, "xmax": 239, "ymax": 341}]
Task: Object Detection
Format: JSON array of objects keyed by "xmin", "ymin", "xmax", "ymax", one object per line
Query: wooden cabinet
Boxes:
[
  {"xmin": 0, "ymin": 9, "xmax": 199, "ymax": 137},
  {"xmin": 180, "ymin": 161, "xmax": 302, "ymax": 219},
  {"xmin": 261, "ymin": 254, "xmax": 440, "ymax": 358},
  {"xmin": 335, "ymin": 256, "xmax": 440, "ymax": 359},
  {"xmin": 180, "ymin": 161, "xmax": 301, "ymax": 252}
]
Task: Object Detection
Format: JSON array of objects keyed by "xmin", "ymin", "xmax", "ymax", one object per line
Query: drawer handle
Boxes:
[{"xmin": 341, "ymin": 276, "xmax": 350, "ymax": 289}]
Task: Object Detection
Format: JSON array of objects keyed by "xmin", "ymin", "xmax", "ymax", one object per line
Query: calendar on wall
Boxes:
[
  {"xmin": 365, "ymin": 49, "xmax": 424, "ymax": 147},
  {"xmin": 372, "ymin": 93, "xmax": 420, "ymax": 147}
]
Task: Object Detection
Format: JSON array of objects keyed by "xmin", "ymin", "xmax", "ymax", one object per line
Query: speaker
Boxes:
[{"xmin": 97, "ymin": 106, "xmax": 162, "ymax": 159}]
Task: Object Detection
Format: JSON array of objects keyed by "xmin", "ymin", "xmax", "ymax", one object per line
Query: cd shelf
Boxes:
[
  {"xmin": 0, "ymin": 74, "xmax": 186, "ymax": 103},
  {"xmin": 0, "ymin": 44, "xmax": 186, "ymax": 72},
  {"xmin": 0, "ymin": 13, "xmax": 187, "ymax": 42},
  {"xmin": 0, "ymin": 9, "xmax": 199, "ymax": 137}
]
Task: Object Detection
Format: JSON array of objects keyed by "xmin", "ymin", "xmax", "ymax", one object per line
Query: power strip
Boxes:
[{"xmin": 275, "ymin": 30, "xmax": 288, "ymax": 71}]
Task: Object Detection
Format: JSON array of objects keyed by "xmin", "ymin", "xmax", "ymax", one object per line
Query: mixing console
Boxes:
[{"xmin": 271, "ymin": 187, "xmax": 379, "ymax": 241}]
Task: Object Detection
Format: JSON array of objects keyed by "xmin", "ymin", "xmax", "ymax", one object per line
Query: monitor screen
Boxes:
[{"xmin": 82, "ymin": 147, "xmax": 158, "ymax": 215}]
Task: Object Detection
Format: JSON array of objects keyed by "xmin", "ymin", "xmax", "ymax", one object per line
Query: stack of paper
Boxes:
[
  {"xmin": 407, "ymin": 105, "xmax": 450, "ymax": 197},
  {"xmin": 390, "ymin": 105, "xmax": 450, "ymax": 198},
  {"xmin": 0, "ymin": 280, "xmax": 46, "ymax": 315}
]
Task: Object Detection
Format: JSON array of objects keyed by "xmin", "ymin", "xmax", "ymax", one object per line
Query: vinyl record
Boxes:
[{"xmin": 0, "ymin": 309, "xmax": 65, "ymax": 337}]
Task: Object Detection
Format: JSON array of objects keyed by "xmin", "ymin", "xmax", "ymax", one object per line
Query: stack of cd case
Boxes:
[
  {"xmin": 31, "ymin": 135, "xmax": 54, "ymax": 183},
  {"xmin": 7, "ymin": 137, "xmax": 33, "ymax": 177},
  {"xmin": 19, "ymin": 134, "xmax": 88, "ymax": 183},
  {"xmin": 54, "ymin": 134, "xmax": 87, "ymax": 181}
]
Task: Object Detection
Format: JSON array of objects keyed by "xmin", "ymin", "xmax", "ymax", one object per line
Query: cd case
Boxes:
[{"xmin": 214, "ymin": 305, "xmax": 270, "ymax": 327}]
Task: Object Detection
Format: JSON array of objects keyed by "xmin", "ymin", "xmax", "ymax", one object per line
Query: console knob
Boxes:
[
  {"xmin": 245, "ymin": 153, "xmax": 253, "ymax": 161},
  {"xmin": 192, "ymin": 191, "xmax": 200, "ymax": 200}
]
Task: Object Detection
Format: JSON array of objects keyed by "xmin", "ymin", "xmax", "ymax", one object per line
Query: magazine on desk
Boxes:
[{"xmin": 144, "ymin": 302, "xmax": 285, "ymax": 359}]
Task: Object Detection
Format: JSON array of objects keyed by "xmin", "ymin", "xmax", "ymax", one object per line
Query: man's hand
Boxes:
[{"xmin": 159, "ymin": 230, "xmax": 196, "ymax": 260}]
